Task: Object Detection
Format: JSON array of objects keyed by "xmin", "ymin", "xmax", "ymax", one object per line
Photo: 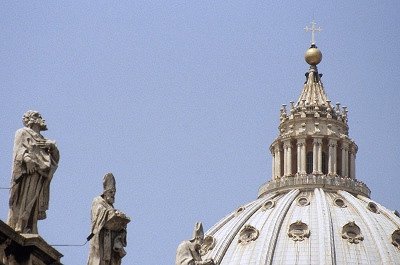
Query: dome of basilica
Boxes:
[{"xmin": 199, "ymin": 38, "xmax": 400, "ymax": 265}]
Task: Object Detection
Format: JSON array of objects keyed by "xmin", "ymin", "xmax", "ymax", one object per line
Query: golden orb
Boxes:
[{"xmin": 305, "ymin": 47, "xmax": 322, "ymax": 65}]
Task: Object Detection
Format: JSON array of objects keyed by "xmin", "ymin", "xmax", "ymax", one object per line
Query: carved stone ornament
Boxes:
[
  {"xmin": 342, "ymin": 221, "xmax": 364, "ymax": 244},
  {"xmin": 333, "ymin": 198, "xmax": 347, "ymax": 208},
  {"xmin": 200, "ymin": 235, "xmax": 216, "ymax": 256},
  {"xmin": 0, "ymin": 239, "xmax": 11, "ymax": 264},
  {"xmin": 7, "ymin": 111, "xmax": 60, "ymax": 234},
  {"xmin": 297, "ymin": 197, "xmax": 310, "ymax": 206},
  {"xmin": 288, "ymin": 220, "xmax": 310, "ymax": 241},
  {"xmin": 238, "ymin": 225, "xmax": 259, "ymax": 244},
  {"xmin": 391, "ymin": 229, "xmax": 400, "ymax": 250},
  {"xmin": 367, "ymin": 202, "xmax": 379, "ymax": 213},
  {"xmin": 261, "ymin": 200, "xmax": 276, "ymax": 211}
]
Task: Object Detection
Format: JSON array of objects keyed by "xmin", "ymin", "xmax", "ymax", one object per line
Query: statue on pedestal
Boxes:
[
  {"xmin": 7, "ymin": 111, "xmax": 60, "ymax": 234},
  {"xmin": 176, "ymin": 222, "xmax": 215, "ymax": 265},
  {"xmin": 87, "ymin": 173, "xmax": 130, "ymax": 265}
]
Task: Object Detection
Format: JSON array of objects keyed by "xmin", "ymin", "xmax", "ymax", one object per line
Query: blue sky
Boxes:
[{"xmin": 1, "ymin": 1, "xmax": 399, "ymax": 264}]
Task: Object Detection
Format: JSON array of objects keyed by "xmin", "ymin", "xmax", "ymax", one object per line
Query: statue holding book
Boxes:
[{"xmin": 87, "ymin": 173, "xmax": 130, "ymax": 265}]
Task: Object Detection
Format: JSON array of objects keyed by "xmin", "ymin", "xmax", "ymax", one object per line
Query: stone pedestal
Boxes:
[{"xmin": 0, "ymin": 220, "xmax": 62, "ymax": 265}]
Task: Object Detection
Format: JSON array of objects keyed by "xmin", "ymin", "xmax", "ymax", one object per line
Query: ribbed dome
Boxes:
[
  {"xmin": 201, "ymin": 189, "xmax": 400, "ymax": 264},
  {"xmin": 198, "ymin": 33, "xmax": 400, "ymax": 265}
]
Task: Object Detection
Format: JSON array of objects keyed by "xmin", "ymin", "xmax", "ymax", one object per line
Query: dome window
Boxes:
[
  {"xmin": 288, "ymin": 220, "xmax": 310, "ymax": 241},
  {"xmin": 235, "ymin": 206, "xmax": 245, "ymax": 216},
  {"xmin": 367, "ymin": 202, "xmax": 379, "ymax": 213},
  {"xmin": 342, "ymin": 222, "xmax": 364, "ymax": 244},
  {"xmin": 238, "ymin": 225, "xmax": 259, "ymax": 244},
  {"xmin": 200, "ymin": 235, "xmax": 216, "ymax": 255},
  {"xmin": 297, "ymin": 197, "xmax": 310, "ymax": 206},
  {"xmin": 261, "ymin": 200, "xmax": 275, "ymax": 211},
  {"xmin": 334, "ymin": 198, "xmax": 347, "ymax": 208}
]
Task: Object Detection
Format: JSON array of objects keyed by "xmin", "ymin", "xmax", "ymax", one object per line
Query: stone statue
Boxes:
[
  {"xmin": 87, "ymin": 173, "xmax": 130, "ymax": 265},
  {"xmin": 176, "ymin": 222, "xmax": 215, "ymax": 265},
  {"xmin": 7, "ymin": 111, "xmax": 60, "ymax": 234}
]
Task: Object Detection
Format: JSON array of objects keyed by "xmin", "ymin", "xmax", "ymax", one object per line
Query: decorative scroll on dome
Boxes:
[
  {"xmin": 200, "ymin": 235, "xmax": 216, "ymax": 256},
  {"xmin": 392, "ymin": 230, "xmax": 400, "ymax": 250},
  {"xmin": 342, "ymin": 222, "xmax": 364, "ymax": 244},
  {"xmin": 238, "ymin": 225, "xmax": 259, "ymax": 244},
  {"xmin": 288, "ymin": 221, "xmax": 310, "ymax": 241}
]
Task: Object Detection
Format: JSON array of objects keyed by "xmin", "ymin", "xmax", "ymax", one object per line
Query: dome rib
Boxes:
[
  {"xmin": 204, "ymin": 189, "xmax": 400, "ymax": 265},
  {"xmin": 207, "ymin": 209, "xmax": 236, "ymax": 236},
  {"xmin": 315, "ymin": 188, "xmax": 337, "ymax": 265},
  {"xmin": 356, "ymin": 195, "xmax": 400, "ymax": 263},
  {"xmin": 210, "ymin": 195, "xmax": 273, "ymax": 264},
  {"xmin": 358, "ymin": 195, "xmax": 400, "ymax": 229},
  {"xmin": 263, "ymin": 190, "xmax": 300, "ymax": 265}
]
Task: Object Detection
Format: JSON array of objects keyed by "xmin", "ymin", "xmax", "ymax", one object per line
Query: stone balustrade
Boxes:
[{"xmin": 258, "ymin": 174, "xmax": 370, "ymax": 198}]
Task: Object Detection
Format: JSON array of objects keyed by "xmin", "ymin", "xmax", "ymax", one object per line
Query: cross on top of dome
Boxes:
[{"xmin": 304, "ymin": 20, "xmax": 322, "ymax": 45}]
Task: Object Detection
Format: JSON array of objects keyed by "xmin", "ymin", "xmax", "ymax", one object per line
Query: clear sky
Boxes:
[{"xmin": 1, "ymin": 1, "xmax": 399, "ymax": 264}]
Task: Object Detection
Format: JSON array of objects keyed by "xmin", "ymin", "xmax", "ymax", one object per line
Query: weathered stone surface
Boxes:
[
  {"xmin": 176, "ymin": 222, "xmax": 215, "ymax": 265},
  {"xmin": 0, "ymin": 220, "xmax": 62, "ymax": 264},
  {"xmin": 87, "ymin": 173, "xmax": 130, "ymax": 265},
  {"xmin": 7, "ymin": 111, "xmax": 60, "ymax": 234}
]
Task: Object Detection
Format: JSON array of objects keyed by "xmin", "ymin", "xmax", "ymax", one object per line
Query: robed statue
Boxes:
[
  {"xmin": 176, "ymin": 222, "xmax": 215, "ymax": 265},
  {"xmin": 87, "ymin": 173, "xmax": 130, "ymax": 265},
  {"xmin": 7, "ymin": 110, "xmax": 60, "ymax": 234}
]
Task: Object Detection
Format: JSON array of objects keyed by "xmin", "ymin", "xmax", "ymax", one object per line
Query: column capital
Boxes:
[
  {"xmin": 328, "ymin": 138, "xmax": 338, "ymax": 147},
  {"xmin": 274, "ymin": 144, "xmax": 282, "ymax": 153},
  {"xmin": 283, "ymin": 140, "xmax": 292, "ymax": 148},
  {"xmin": 313, "ymin": 137, "xmax": 323, "ymax": 145},
  {"xmin": 340, "ymin": 138, "xmax": 351, "ymax": 146},
  {"xmin": 349, "ymin": 145, "xmax": 357, "ymax": 155},
  {"xmin": 341, "ymin": 141, "xmax": 350, "ymax": 150},
  {"xmin": 296, "ymin": 138, "xmax": 306, "ymax": 146}
]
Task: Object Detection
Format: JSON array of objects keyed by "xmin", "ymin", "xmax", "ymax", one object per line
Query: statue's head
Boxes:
[
  {"xmin": 191, "ymin": 222, "xmax": 205, "ymax": 250},
  {"xmin": 102, "ymin": 173, "xmax": 116, "ymax": 205},
  {"xmin": 22, "ymin": 110, "xmax": 47, "ymax": 131}
]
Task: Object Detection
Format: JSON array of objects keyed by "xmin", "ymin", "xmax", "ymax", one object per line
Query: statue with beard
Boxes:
[
  {"xmin": 7, "ymin": 110, "xmax": 60, "ymax": 234},
  {"xmin": 87, "ymin": 173, "xmax": 130, "ymax": 265}
]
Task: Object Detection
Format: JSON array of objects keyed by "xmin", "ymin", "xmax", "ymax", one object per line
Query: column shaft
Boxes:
[
  {"xmin": 287, "ymin": 143, "xmax": 292, "ymax": 176},
  {"xmin": 341, "ymin": 142, "xmax": 349, "ymax": 177},
  {"xmin": 283, "ymin": 145, "xmax": 288, "ymax": 176},
  {"xmin": 328, "ymin": 139, "xmax": 337, "ymax": 175},
  {"xmin": 275, "ymin": 146, "xmax": 281, "ymax": 178},
  {"xmin": 313, "ymin": 139, "xmax": 318, "ymax": 174},
  {"xmin": 317, "ymin": 140, "xmax": 322, "ymax": 173},
  {"xmin": 301, "ymin": 142, "xmax": 306, "ymax": 174},
  {"xmin": 272, "ymin": 152, "xmax": 275, "ymax": 179},
  {"xmin": 297, "ymin": 141, "xmax": 301, "ymax": 174}
]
